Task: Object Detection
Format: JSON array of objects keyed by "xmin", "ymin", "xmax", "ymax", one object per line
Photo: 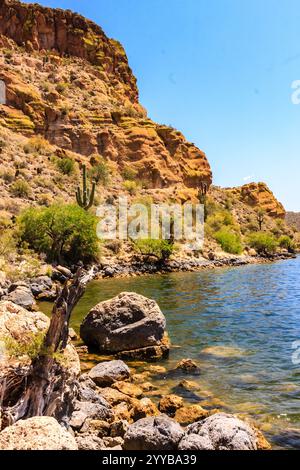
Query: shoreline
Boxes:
[{"xmin": 95, "ymin": 252, "xmax": 297, "ymax": 280}]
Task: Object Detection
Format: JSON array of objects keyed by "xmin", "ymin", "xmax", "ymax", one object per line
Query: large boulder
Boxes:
[
  {"xmin": 178, "ymin": 413, "xmax": 270, "ymax": 450},
  {"xmin": 88, "ymin": 360, "xmax": 130, "ymax": 387},
  {"xmin": 123, "ymin": 416, "xmax": 184, "ymax": 451},
  {"xmin": 0, "ymin": 417, "xmax": 78, "ymax": 450},
  {"xmin": 80, "ymin": 292, "xmax": 170, "ymax": 360}
]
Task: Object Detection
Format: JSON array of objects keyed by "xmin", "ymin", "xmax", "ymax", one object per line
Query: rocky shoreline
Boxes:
[{"xmin": 0, "ymin": 286, "xmax": 273, "ymax": 451}]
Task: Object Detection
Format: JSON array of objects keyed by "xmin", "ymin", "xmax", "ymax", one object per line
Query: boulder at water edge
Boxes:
[
  {"xmin": 88, "ymin": 360, "xmax": 130, "ymax": 387},
  {"xmin": 0, "ymin": 417, "xmax": 78, "ymax": 450},
  {"xmin": 178, "ymin": 413, "xmax": 271, "ymax": 450},
  {"xmin": 80, "ymin": 292, "xmax": 170, "ymax": 360}
]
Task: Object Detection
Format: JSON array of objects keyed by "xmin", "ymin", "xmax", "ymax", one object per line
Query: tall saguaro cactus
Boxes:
[
  {"xmin": 198, "ymin": 181, "xmax": 208, "ymax": 222},
  {"xmin": 76, "ymin": 164, "xmax": 96, "ymax": 210}
]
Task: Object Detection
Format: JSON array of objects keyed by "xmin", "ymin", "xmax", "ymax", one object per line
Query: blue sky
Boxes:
[{"xmin": 24, "ymin": 0, "xmax": 300, "ymax": 210}]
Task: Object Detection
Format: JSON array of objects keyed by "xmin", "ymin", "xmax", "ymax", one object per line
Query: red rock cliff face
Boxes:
[
  {"xmin": 0, "ymin": 0, "xmax": 212, "ymax": 190},
  {"xmin": 0, "ymin": 0, "xmax": 138, "ymax": 102}
]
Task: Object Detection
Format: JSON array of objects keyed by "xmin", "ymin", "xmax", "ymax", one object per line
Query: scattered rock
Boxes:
[
  {"xmin": 175, "ymin": 405, "xmax": 211, "ymax": 426},
  {"xmin": 80, "ymin": 292, "xmax": 169, "ymax": 360},
  {"xmin": 88, "ymin": 360, "xmax": 130, "ymax": 387},
  {"xmin": 29, "ymin": 276, "xmax": 53, "ymax": 298},
  {"xmin": 112, "ymin": 381, "xmax": 143, "ymax": 398},
  {"xmin": 110, "ymin": 420, "xmax": 129, "ymax": 438},
  {"xmin": 124, "ymin": 416, "xmax": 184, "ymax": 450},
  {"xmin": 0, "ymin": 417, "xmax": 78, "ymax": 450},
  {"xmin": 177, "ymin": 379, "xmax": 201, "ymax": 391},
  {"xmin": 102, "ymin": 436, "xmax": 124, "ymax": 449},
  {"xmin": 69, "ymin": 401, "xmax": 113, "ymax": 430},
  {"xmin": 130, "ymin": 397, "xmax": 160, "ymax": 421},
  {"xmin": 76, "ymin": 434, "xmax": 104, "ymax": 451},
  {"xmin": 158, "ymin": 394, "xmax": 183, "ymax": 417},
  {"xmin": 176, "ymin": 358, "xmax": 201, "ymax": 375}
]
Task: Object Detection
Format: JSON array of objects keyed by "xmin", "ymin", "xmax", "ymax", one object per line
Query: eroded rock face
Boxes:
[
  {"xmin": 80, "ymin": 292, "xmax": 169, "ymax": 360},
  {"xmin": 123, "ymin": 416, "xmax": 184, "ymax": 451},
  {"xmin": 0, "ymin": 416, "xmax": 78, "ymax": 450},
  {"xmin": 178, "ymin": 413, "xmax": 265, "ymax": 451},
  {"xmin": 237, "ymin": 182, "xmax": 285, "ymax": 219}
]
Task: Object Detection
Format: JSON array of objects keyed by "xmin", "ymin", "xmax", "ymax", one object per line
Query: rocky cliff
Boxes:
[{"xmin": 0, "ymin": 0, "xmax": 212, "ymax": 190}]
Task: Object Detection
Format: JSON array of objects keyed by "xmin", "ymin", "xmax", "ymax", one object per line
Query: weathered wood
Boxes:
[{"xmin": 0, "ymin": 268, "xmax": 94, "ymax": 428}]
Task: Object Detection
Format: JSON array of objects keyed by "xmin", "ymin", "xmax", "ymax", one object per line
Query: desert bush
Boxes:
[
  {"xmin": 10, "ymin": 179, "xmax": 31, "ymax": 198},
  {"xmin": 17, "ymin": 204, "xmax": 99, "ymax": 263},
  {"xmin": 134, "ymin": 238, "xmax": 174, "ymax": 261},
  {"xmin": 214, "ymin": 228, "xmax": 243, "ymax": 254},
  {"xmin": 121, "ymin": 166, "xmax": 138, "ymax": 181},
  {"xmin": 1, "ymin": 169, "xmax": 14, "ymax": 183},
  {"xmin": 123, "ymin": 180, "xmax": 139, "ymax": 195},
  {"xmin": 24, "ymin": 136, "xmax": 52, "ymax": 155},
  {"xmin": 248, "ymin": 232, "xmax": 278, "ymax": 255},
  {"xmin": 56, "ymin": 82, "xmax": 69, "ymax": 94},
  {"xmin": 88, "ymin": 160, "xmax": 110, "ymax": 185},
  {"xmin": 0, "ymin": 230, "xmax": 16, "ymax": 257},
  {"xmin": 1, "ymin": 331, "xmax": 46, "ymax": 360},
  {"xmin": 56, "ymin": 157, "xmax": 75, "ymax": 175},
  {"xmin": 278, "ymin": 235, "xmax": 295, "ymax": 252}
]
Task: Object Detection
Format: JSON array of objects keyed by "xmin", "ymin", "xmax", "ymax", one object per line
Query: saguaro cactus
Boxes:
[
  {"xmin": 198, "ymin": 181, "xmax": 208, "ymax": 222},
  {"xmin": 256, "ymin": 208, "xmax": 265, "ymax": 231},
  {"xmin": 76, "ymin": 164, "xmax": 96, "ymax": 210}
]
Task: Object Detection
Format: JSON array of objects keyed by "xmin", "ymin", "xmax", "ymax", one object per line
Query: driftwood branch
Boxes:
[{"xmin": 0, "ymin": 267, "xmax": 94, "ymax": 429}]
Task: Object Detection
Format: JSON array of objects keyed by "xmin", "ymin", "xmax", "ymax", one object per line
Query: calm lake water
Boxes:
[{"xmin": 40, "ymin": 256, "xmax": 300, "ymax": 449}]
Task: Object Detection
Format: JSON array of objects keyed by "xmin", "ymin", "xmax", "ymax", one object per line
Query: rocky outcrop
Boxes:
[
  {"xmin": 80, "ymin": 292, "xmax": 170, "ymax": 360},
  {"xmin": 0, "ymin": 416, "xmax": 78, "ymax": 450},
  {"xmin": 123, "ymin": 416, "xmax": 184, "ymax": 451},
  {"xmin": 0, "ymin": 1, "xmax": 212, "ymax": 191},
  {"xmin": 233, "ymin": 182, "xmax": 285, "ymax": 219}
]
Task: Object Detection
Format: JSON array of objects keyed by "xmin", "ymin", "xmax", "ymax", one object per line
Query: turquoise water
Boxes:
[{"xmin": 40, "ymin": 256, "xmax": 300, "ymax": 449}]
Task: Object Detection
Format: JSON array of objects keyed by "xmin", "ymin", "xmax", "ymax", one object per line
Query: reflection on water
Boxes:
[{"xmin": 39, "ymin": 257, "xmax": 300, "ymax": 449}]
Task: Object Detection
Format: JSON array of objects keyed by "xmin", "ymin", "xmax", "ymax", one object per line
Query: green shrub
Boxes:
[
  {"xmin": 24, "ymin": 136, "xmax": 52, "ymax": 155},
  {"xmin": 278, "ymin": 235, "xmax": 295, "ymax": 251},
  {"xmin": 214, "ymin": 228, "xmax": 243, "ymax": 254},
  {"xmin": 0, "ymin": 230, "xmax": 16, "ymax": 257},
  {"xmin": 56, "ymin": 157, "xmax": 75, "ymax": 175},
  {"xmin": 248, "ymin": 232, "xmax": 278, "ymax": 255},
  {"xmin": 88, "ymin": 160, "xmax": 110, "ymax": 185},
  {"xmin": 123, "ymin": 180, "xmax": 139, "ymax": 195},
  {"xmin": 134, "ymin": 238, "xmax": 174, "ymax": 261},
  {"xmin": 10, "ymin": 179, "xmax": 31, "ymax": 198},
  {"xmin": 56, "ymin": 82, "xmax": 69, "ymax": 94},
  {"xmin": 121, "ymin": 166, "xmax": 138, "ymax": 181},
  {"xmin": 17, "ymin": 204, "xmax": 100, "ymax": 263}
]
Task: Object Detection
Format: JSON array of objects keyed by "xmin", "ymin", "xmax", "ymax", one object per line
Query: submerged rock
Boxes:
[
  {"xmin": 123, "ymin": 416, "xmax": 184, "ymax": 450},
  {"xmin": 0, "ymin": 417, "xmax": 78, "ymax": 450},
  {"xmin": 80, "ymin": 292, "xmax": 170, "ymax": 360},
  {"xmin": 176, "ymin": 358, "xmax": 201, "ymax": 375},
  {"xmin": 88, "ymin": 360, "xmax": 130, "ymax": 387}
]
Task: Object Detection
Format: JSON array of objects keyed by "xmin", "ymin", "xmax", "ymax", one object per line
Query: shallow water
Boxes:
[{"xmin": 39, "ymin": 256, "xmax": 300, "ymax": 449}]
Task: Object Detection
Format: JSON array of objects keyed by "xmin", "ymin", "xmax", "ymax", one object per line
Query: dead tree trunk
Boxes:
[{"xmin": 0, "ymin": 268, "xmax": 94, "ymax": 429}]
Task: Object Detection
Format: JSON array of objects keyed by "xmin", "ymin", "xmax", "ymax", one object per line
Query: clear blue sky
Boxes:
[{"xmin": 24, "ymin": 0, "xmax": 300, "ymax": 210}]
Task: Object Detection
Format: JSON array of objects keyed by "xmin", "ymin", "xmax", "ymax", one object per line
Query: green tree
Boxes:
[
  {"xmin": 248, "ymin": 232, "xmax": 278, "ymax": 255},
  {"xmin": 18, "ymin": 204, "xmax": 99, "ymax": 263},
  {"xmin": 214, "ymin": 228, "xmax": 243, "ymax": 254},
  {"xmin": 134, "ymin": 238, "xmax": 174, "ymax": 262}
]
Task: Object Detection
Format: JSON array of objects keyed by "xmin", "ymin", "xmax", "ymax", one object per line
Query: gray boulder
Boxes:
[
  {"xmin": 69, "ymin": 400, "xmax": 113, "ymax": 430},
  {"xmin": 123, "ymin": 416, "xmax": 184, "ymax": 451},
  {"xmin": 3, "ymin": 284, "xmax": 36, "ymax": 310},
  {"xmin": 178, "ymin": 413, "xmax": 259, "ymax": 450},
  {"xmin": 80, "ymin": 292, "xmax": 168, "ymax": 358},
  {"xmin": 88, "ymin": 360, "xmax": 130, "ymax": 387}
]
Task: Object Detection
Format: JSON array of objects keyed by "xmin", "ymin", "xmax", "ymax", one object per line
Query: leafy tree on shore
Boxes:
[{"xmin": 18, "ymin": 204, "xmax": 99, "ymax": 264}]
